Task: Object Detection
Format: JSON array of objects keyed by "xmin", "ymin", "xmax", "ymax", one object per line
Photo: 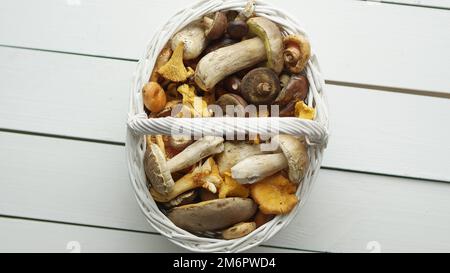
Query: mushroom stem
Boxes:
[
  {"xmin": 195, "ymin": 37, "xmax": 267, "ymax": 91},
  {"xmin": 166, "ymin": 136, "xmax": 224, "ymax": 173},
  {"xmin": 203, "ymin": 16, "xmax": 214, "ymax": 28},
  {"xmin": 231, "ymin": 153, "xmax": 288, "ymax": 184}
]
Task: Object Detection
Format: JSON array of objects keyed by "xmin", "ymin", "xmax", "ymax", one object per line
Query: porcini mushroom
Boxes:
[
  {"xmin": 171, "ymin": 22, "xmax": 207, "ymax": 60},
  {"xmin": 142, "ymin": 82, "xmax": 167, "ymax": 113},
  {"xmin": 240, "ymin": 67, "xmax": 281, "ymax": 105},
  {"xmin": 144, "ymin": 143, "xmax": 175, "ymax": 195},
  {"xmin": 216, "ymin": 142, "xmax": 264, "ymax": 175},
  {"xmin": 167, "ymin": 198, "xmax": 257, "ymax": 232},
  {"xmin": 272, "ymin": 135, "xmax": 309, "ymax": 183},
  {"xmin": 194, "ymin": 37, "xmax": 267, "ymax": 91},
  {"xmin": 203, "ymin": 12, "xmax": 227, "ymax": 40},
  {"xmin": 283, "ymin": 34, "xmax": 311, "ymax": 74},
  {"xmin": 231, "ymin": 153, "xmax": 288, "ymax": 184},
  {"xmin": 158, "ymin": 43, "xmax": 194, "ymax": 82},
  {"xmin": 166, "ymin": 136, "xmax": 225, "ymax": 173},
  {"xmin": 247, "ymin": 17, "xmax": 284, "ymax": 74}
]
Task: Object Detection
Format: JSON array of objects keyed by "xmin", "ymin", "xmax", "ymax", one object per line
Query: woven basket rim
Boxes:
[{"xmin": 126, "ymin": 0, "xmax": 329, "ymax": 253}]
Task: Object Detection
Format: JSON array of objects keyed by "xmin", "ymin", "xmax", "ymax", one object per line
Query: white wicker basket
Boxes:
[{"xmin": 126, "ymin": 0, "xmax": 329, "ymax": 253}]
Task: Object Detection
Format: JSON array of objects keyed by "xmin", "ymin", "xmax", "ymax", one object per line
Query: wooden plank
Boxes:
[
  {"xmin": 0, "ymin": 0, "xmax": 449, "ymax": 94},
  {"xmin": 0, "ymin": 218, "xmax": 303, "ymax": 253},
  {"xmin": 1, "ymin": 47, "xmax": 449, "ymax": 181},
  {"xmin": 1, "ymin": 132, "xmax": 450, "ymax": 252}
]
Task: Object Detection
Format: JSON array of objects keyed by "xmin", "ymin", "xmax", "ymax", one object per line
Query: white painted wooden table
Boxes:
[{"xmin": 0, "ymin": 0, "xmax": 449, "ymax": 253}]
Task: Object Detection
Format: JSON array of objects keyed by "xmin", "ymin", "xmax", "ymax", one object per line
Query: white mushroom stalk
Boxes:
[
  {"xmin": 272, "ymin": 135, "xmax": 309, "ymax": 184},
  {"xmin": 231, "ymin": 153, "xmax": 288, "ymax": 184},
  {"xmin": 167, "ymin": 136, "xmax": 224, "ymax": 173}
]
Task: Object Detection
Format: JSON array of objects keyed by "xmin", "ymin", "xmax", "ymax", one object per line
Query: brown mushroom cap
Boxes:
[
  {"xmin": 274, "ymin": 75, "xmax": 309, "ymax": 106},
  {"xmin": 144, "ymin": 143, "xmax": 175, "ymax": 195},
  {"xmin": 216, "ymin": 94, "xmax": 248, "ymax": 115},
  {"xmin": 167, "ymin": 198, "xmax": 257, "ymax": 232},
  {"xmin": 283, "ymin": 34, "xmax": 311, "ymax": 74},
  {"xmin": 241, "ymin": 67, "xmax": 281, "ymax": 105},
  {"xmin": 227, "ymin": 20, "xmax": 249, "ymax": 40},
  {"xmin": 204, "ymin": 12, "xmax": 228, "ymax": 40}
]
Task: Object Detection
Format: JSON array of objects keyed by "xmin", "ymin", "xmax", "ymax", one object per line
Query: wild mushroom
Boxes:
[
  {"xmin": 216, "ymin": 142, "xmax": 264, "ymax": 175},
  {"xmin": 223, "ymin": 75, "xmax": 242, "ymax": 95},
  {"xmin": 247, "ymin": 17, "xmax": 284, "ymax": 74},
  {"xmin": 295, "ymin": 101, "xmax": 316, "ymax": 120},
  {"xmin": 231, "ymin": 153, "xmax": 288, "ymax": 184},
  {"xmin": 240, "ymin": 68, "xmax": 281, "ymax": 105},
  {"xmin": 194, "ymin": 37, "xmax": 267, "ymax": 91},
  {"xmin": 150, "ymin": 173, "xmax": 198, "ymax": 203},
  {"xmin": 202, "ymin": 37, "xmax": 236, "ymax": 56},
  {"xmin": 166, "ymin": 136, "xmax": 224, "ymax": 173},
  {"xmin": 222, "ymin": 222, "xmax": 256, "ymax": 240},
  {"xmin": 144, "ymin": 143, "xmax": 175, "ymax": 195},
  {"xmin": 283, "ymin": 34, "xmax": 311, "ymax": 74},
  {"xmin": 150, "ymin": 47, "xmax": 173, "ymax": 82},
  {"xmin": 250, "ymin": 174, "xmax": 298, "ymax": 215},
  {"xmin": 271, "ymin": 135, "xmax": 309, "ymax": 183},
  {"xmin": 218, "ymin": 173, "xmax": 249, "ymax": 199},
  {"xmin": 142, "ymin": 82, "xmax": 167, "ymax": 113},
  {"xmin": 177, "ymin": 84, "xmax": 211, "ymax": 117},
  {"xmin": 151, "ymin": 158, "xmax": 222, "ymax": 202},
  {"xmin": 227, "ymin": 0, "xmax": 254, "ymax": 40},
  {"xmin": 158, "ymin": 43, "xmax": 194, "ymax": 82},
  {"xmin": 162, "ymin": 190, "xmax": 197, "ymax": 209},
  {"xmin": 216, "ymin": 94, "xmax": 248, "ymax": 115},
  {"xmin": 274, "ymin": 75, "xmax": 309, "ymax": 106},
  {"xmin": 168, "ymin": 135, "xmax": 193, "ymax": 151},
  {"xmin": 171, "ymin": 22, "xmax": 207, "ymax": 60},
  {"xmin": 203, "ymin": 12, "xmax": 227, "ymax": 40},
  {"xmin": 167, "ymin": 197, "xmax": 257, "ymax": 232}
]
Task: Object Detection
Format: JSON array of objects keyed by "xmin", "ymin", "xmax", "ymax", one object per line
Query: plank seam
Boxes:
[
  {"xmin": 1, "ymin": 44, "xmax": 448, "ymax": 98},
  {"xmin": 2, "ymin": 129, "xmax": 448, "ymax": 183},
  {"xmin": 361, "ymin": 0, "xmax": 450, "ymax": 10},
  {"xmin": 0, "ymin": 214, "xmax": 321, "ymax": 253}
]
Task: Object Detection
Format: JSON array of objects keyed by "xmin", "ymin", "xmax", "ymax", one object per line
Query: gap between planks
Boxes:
[
  {"xmin": 0, "ymin": 215, "xmax": 318, "ymax": 253},
  {"xmin": 1, "ymin": 44, "xmax": 448, "ymax": 99}
]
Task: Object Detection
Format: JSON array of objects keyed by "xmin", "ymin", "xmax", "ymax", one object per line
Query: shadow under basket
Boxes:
[{"xmin": 126, "ymin": 0, "xmax": 329, "ymax": 253}]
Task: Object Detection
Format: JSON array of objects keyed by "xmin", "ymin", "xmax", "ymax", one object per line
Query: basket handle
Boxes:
[{"xmin": 127, "ymin": 115, "xmax": 329, "ymax": 147}]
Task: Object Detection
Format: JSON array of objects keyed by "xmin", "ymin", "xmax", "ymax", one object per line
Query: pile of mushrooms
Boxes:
[{"xmin": 142, "ymin": 2, "xmax": 314, "ymax": 240}]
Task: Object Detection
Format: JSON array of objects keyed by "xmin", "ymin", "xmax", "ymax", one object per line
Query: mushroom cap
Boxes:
[
  {"xmin": 241, "ymin": 67, "xmax": 281, "ymax": 105},
  {"xmin": 204, "ymin": 12, "xmax": 227, "ymax": 40},
  {"xmin": 227, "ymin": 20, "xmax": 249, "ymax": 40},
  {"xmin": 167, "ymin": 198, "xmax": 257, "ymax": 232},
  {"xmin": 216, "ymin": 94, "xmax": 248, "ymax": 115},
  {"xmin": 171, "ymin": 22, "xmax": 207, "ymax": 60},
  {"xmin": 274, "ymin": 75, "xmax": 309, "ymax": 107},
  {"xmin": 283, "ymin": 34, "xmax": 311, "ymax": 74},
  {"xmin": 144, "ymin": 143, "xmax": 175, "ymax": 195},
  {"xmin": 247, "ymin": 17, "xmax": 284, "ymax": 74},
  {"xmin": 272, "ymin": 135, "xmax": 309, "ymax": 183}
]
